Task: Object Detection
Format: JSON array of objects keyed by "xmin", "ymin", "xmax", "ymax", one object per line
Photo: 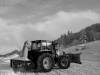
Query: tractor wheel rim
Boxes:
[
  {"xmin": 61, "ymin": 58, "xmax": 68, "ymax": 67},
  {"xmin": 43, "ymin": 57, "xmax": 52, "ymax": 69}
]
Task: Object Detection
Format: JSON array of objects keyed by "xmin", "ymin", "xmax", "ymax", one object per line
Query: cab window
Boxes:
[
  {"xmin": 32, "ymin": 43, "xmax": 41, "ymax": 50},
  {"xmin": 42, "ymin": 42, "xmax": 52, "ymax": 50}
]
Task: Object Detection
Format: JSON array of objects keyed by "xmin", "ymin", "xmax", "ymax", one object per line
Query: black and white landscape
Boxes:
[
  {"xmin": 0, "ymin": 0, "xmax": 100, "ymax": 75},
  {"xmin": 0, "ymin": 40, "xmax": 100, "ymax": 75}
]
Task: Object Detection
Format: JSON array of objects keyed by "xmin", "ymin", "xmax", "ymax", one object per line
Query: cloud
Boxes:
[
  {"xmin": 0, "ymin": 0, "xmax": 26, "ymax": 5},
  {"xmin": 34, "ymin": 10, "xmax": 100, "ymax": 38},
  {"xmin": 0, "ymin": 18, "xmax": 23, "ymax": 54},
  {"xmin": 0, "ymin": 10, "xmax": 100, "ymax": 54},
  {"xmin": 0, "ymin": 18, "xmax": 53, "ymax": 54},
  {"xmin": 0, "ymin": 0, "xmax": 28, "ymax": 15},
  {"xmin": 0, "ymin": 6, "xmax": 11, "ymax": 14}
]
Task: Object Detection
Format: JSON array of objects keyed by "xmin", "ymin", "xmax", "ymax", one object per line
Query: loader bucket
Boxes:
[
  {"xmin": 62, "ymin": 51, "xmax": 82, "ymax": 64},
  {"xmin": 70, "ymin": 52, "xmax": 82, "ymax": 64}
]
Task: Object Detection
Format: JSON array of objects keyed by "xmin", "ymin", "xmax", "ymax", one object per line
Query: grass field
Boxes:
[{"xmin": 60, "ymin": 40, "xmax": 100, "ymax": 62}]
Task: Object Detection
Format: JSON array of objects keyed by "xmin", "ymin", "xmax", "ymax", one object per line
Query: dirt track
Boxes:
[{"xmin": 0, "ymin": 60, "xmax": 100, "ymax": 75}]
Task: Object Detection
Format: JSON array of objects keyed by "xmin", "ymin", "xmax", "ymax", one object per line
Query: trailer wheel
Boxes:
[
  {"xmin": 58, "ymin": 55, "xmax": 71, "ymax": 69},
  {"xmin": 37, "ymin": 53, "xmax": 53, "ymax": 72}
]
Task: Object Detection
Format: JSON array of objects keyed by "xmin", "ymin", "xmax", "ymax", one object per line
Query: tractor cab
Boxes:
[
  {"xmin": 30, "ymin": 40, "xmax": 52, "ymax": 51},
  {"xmin": 28, "ymin": 40, "xmax": 54, "ymax": 63}
]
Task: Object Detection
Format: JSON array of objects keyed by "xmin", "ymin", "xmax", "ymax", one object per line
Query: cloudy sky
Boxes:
[{"xmin": 0, "ymin": 0, "xmax": 100, "ymax": 54}]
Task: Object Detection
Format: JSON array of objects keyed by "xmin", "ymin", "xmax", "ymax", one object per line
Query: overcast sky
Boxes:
[{"xmin": 0, "ymin": 0, "xmax": 100, "ymax": 54}]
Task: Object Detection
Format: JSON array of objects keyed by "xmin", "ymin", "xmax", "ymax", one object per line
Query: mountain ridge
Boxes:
[
  {"xmin": 0, "ymin": 50, "xmax": 22, "ymax": 57},
  {"xmin": 55, "ymin": 23, "xmax": 100, "ymax": 48}
]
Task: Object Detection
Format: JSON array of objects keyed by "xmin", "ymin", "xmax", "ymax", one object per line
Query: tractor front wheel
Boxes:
[{"xmin": 58, "ymin": 55, "xmax": 71, "ymax": 69}]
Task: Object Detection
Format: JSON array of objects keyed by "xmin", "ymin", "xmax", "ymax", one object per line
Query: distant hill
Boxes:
[
  {"xmin": 59, "ymin": 40, "xmax": 100, "ymax": 61},
  {"xmin": 0, "ymin": 50, "xmax": 22, "ymax": 57},
  {"xmin": 56, "ymin": 23, "xmax": 100, "ymax": 48}
]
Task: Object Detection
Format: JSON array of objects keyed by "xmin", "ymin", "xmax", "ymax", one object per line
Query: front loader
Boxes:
[{"xmin": 10, "ymin": 40, "xmax": 82, "ymax": 72}]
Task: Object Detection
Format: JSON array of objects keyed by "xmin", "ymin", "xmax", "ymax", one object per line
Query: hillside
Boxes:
[
  {"xmin": 0, "ymin": 40, "xmax": 100, "ymax": 75},
  {"xmin": 0, "ymin": 50, "xmax": 21, "ymax": 57},
  {"xmin": 0, "ymin": 50, "xmax": 21, "ymax": 63},
  {"xmin": 59, "ymin": 40, "xmax": 100, "ymax": 62},
  {"xmin": 56, "ymin": 23, "xmax": 100, "ymax": 48}
]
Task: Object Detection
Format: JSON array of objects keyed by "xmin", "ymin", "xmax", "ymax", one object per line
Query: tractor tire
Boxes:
[
  {"xmin": 58, "ymin": 55, "xmax": 71, "ymax": 69},
  {"xmin": 37, "ymin": 53, "xmax": 53, "ymax": 72}
]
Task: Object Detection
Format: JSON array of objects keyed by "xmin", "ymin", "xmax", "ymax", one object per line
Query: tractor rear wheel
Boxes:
[
  {"xmin": 58, "ymin": 55, "xmax": 70, "ymax": 69},
  {"xmin": 37, "ymin": 53, "xmax": 53, "ymax": 72}
]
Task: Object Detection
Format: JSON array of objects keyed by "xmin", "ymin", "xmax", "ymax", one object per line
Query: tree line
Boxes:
[{"xmin": 55, "ymin": 23, "xmax": 100, "ymax": 49}]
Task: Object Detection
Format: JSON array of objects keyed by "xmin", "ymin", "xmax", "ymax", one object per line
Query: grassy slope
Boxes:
[{"xmin": 59, "ymin": 40, "xmax": 100, "ymax": 61}]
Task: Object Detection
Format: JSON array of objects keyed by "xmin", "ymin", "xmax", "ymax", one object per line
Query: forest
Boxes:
[{"xmin": 55, "ymin": 23, "xmax": 100, "ymax": 48}]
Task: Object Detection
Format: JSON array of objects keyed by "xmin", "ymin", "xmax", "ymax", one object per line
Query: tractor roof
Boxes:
[{"xmin": 31, "ymin": 40, "xmax": 51, "ymax": 43}]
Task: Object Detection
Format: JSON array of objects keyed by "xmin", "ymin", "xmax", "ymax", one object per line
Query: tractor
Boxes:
[{"xmin": 10, "ymin": 40, "xmax": 82, "ymax": 72}]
